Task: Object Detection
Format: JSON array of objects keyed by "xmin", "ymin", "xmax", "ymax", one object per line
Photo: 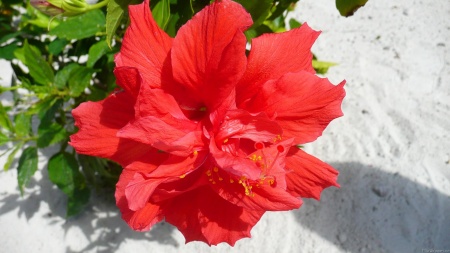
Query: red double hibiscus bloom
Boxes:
[{"xmin": 70, "ymin": 0, "xmax": 345, "ymax": 246}]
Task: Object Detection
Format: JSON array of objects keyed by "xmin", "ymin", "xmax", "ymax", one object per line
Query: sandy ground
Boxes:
[{"xmin": 1, "ymin": 0, "xmax": 449, "ymax": 252}]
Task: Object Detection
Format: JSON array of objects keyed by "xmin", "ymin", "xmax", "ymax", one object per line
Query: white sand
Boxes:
[{"xmin": 1, "ymin": 0, "xmax": 449, "ymax": 252}]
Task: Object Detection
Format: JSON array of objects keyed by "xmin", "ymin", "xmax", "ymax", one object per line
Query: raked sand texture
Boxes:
[{"xmin": 1, "ymin": 0, "xmax": 449, "ymax": 252}]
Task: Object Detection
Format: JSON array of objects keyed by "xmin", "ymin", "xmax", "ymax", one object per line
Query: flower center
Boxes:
[{"xmin": 205, "ymin": 140, "xmax": 286, "ymax": 197}]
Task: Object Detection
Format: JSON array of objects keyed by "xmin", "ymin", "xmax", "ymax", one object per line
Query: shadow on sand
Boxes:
[
  {"xmin": 1, "ymin": 161, "xmax": 449, "ymax": 252},
  {"xmin": 294, "ymin": 162, "xmax": 450, "ymax": 253},
  {"xmin": 0, "ymin": 166, "xmax": 178, "ymax": 252}
]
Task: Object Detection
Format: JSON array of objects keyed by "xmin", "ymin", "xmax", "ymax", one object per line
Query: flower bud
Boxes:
[
  {"xmin": 30, "ymin": 0, "xmax": 108, "ymax": 17},
  {"xmin": 30, "ymin": 0, "xmax": 65, "ymax": 16}
]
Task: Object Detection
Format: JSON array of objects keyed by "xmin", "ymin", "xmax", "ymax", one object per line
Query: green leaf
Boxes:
[
  {"xmin": 50, "ymin": 10, "xmax": 106, "ymax": 40},
  {"xmin": 3, "ymin": 142, "xmax": 24, "ymax": 171},
  {"xmin": 0, "ymin": 102, "xmax": 14, "ymax": 132},
  {"xmin": 48, "ymin": 38, "xmax": 68, "ymax": 55},
  {"xmin": 12, "ymin": 46, "xmax": 25, "ymax": 64},
  {"xmin": 26, "ymin": 96, "xmax": 58, "ymax": 119},
  {"xmin": 0, "ymin": 32, "xmax": 23, "ymax": 45},
  {"xmin": 2, "ymin": 0, "xmax": 23, "ymax": 5},
  {"xmin": 0, "ymin": 43, "xmax": 19, "ymax": 60},
  {"xmin": 48, "ymin": 152, "xmax": 84, "ymax": 195},
  {"xmin": 48, "ymin": 152, "xmax": 90, "ymax": 217},
  {"xmin": 268, "ymin": 0, "xmax": 297, "ymax": 20},
  {"xmin": 87, "ymin": 40, "xmax": 110, "ymax": 68},
  {"xmin": 17, "ymin": 146, "xmax": 38, "ymax": 195},
  {"xmin": 14, "ymin": 113, "xmax": 31, "ymax": 138},
  {"xmin": 54, "ymin": 63, "xmax": 79, "ymax": 90},
  {"xmin": 39, "ymin": 99, "xmax": 62, "ymax": 126},
  {"xmin": 152, "ymin": 0, "xmax": 171, "ymax": 30},
  {"xmin": 67, "ymin": 188, "xmax": 90, "ymax": 217},
  {"xmin": 22, "ymin": 40, "xmax": 55, "ymax": 86},
  {"xmin": 0, "ymin": 131, "xmax": 9, "ymax": 145},
  {"xmin": 37, "ymin": 99, "xmax": 67, "ymax": 148},
  {"xmin": 312, "ymin": 59, "xmax": 337, "ymax": 74},
  {"xmin": 289, "ymin": 18, "xmax": 302, "ymax": 29},
  {"xmin": 336, "ymin": 0, "xmax": 369, "ymax": 17},
  {"xmin": 37, "ymin": 123, "xmax": 68, "ymax": 148},
  {"xmin": 68, "ymin": 67, "xmax": 97, "ymax": 97},
  {"xmin": 106, "ymin": 0, "xmax": 132, "ymax": 47},
  {"xmin": 235, "ymin": 0, "xmax": 272, "ymax": 28}
]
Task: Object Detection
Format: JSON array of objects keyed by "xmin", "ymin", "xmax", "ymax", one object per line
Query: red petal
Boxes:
[
  {"xmin": 245, "ymin": 71, "xmax": 346, "ymax": 144},
  {"xmin": 149, "ymin": 151, "xmax": 207, "ymax": 178},
  {"xmin": 170, "ymin": 0, "xmax": 252, "ymax": 111},
  {"xmin": 115, "ymin": 169, "xmax": 164, "ymax": 231},
  {"xmin": 125, "ymin": 172, "xmax": 163, "ymax": 211},
  {"xmin": 70, "ymin": 92, "xmax": 153, "ymax": 166},
  {"xmin": 114, "ymin": 67, "xmax": 141, "ymax": 100},
  {"xmin": 285, "ymin": 147, "xmax": 339, "ymax": 199},
  {"xmin": 164, "ymin": 186, "xmax": 264, "ymax": 246},
  {"xmin": 209, "ymin": 136, "xmax": 261, "ymax": 180},
  {"xmin": 213, "ymin": 182, "xmax": 302, "ymax": 211},
  {"xmin": 115, "ymin": 0, "xmax": 173, "ymax": 89},
  {"xmin": 117, "ymin": 116, "xmax": 202, "ymax": 156},
  {"xmin": 134, "ymin": 80, "xmax": 187, "ymax": 120},
  {"xmin": 211, "ymin": 139, "xmax": 302, "ymax": 211},
  {"xmin": 236, "ymin": 23, "xmax": 320, "ymax": 106},
  {"xmin": 123, "ymin": 152, "xmax": 208, "ymax": 210},
  {"xmin": 215, "ymin": 109, "xmax": 282, "ymax": 144}
]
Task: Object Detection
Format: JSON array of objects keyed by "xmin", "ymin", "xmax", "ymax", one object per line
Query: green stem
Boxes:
[
  {"xmin": 11, "ymin": 136, "xmax": 38, "ymax": 142},
  {"xmin": 87, "ymin": 0, "xmax": 110, "ymax": 10},
  {"xmin": 0, "ymin": 86, "xmax": 20, "ymax": 91}
]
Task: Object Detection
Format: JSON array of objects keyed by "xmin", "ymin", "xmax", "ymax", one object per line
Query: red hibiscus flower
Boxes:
[{"xmin": 70, "ymin": 0, "xmax": 345, "ymax": 246}]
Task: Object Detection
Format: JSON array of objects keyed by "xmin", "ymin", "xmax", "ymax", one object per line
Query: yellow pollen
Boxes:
[
  {"xmin": 206, "ymin": 170, "xmax": 212, "ymax": 176},
  {"xmin": 193, "ymin": 150, "xmax": 198, "ymax": 155},
  {"xmin": 179, "ymin": 174, "xmax": 186, "ymax": 179},
  {"xmin": 237, "ymin": 176, "xmax": 254, "ymax": 197},
  {"xmin": 230, "ymin": 179, "xmax": 234, "ymax": 183},
  {"xmin": 273, "ymin": 134, "xmax": 282, "ymax": 142},
  {"xmin": 223, "ymin": 138, "xmax": 229, "ymax": 143},
  {"xmin": 213, "ymin": 167, "xmax": 219, "ymax": 173}
]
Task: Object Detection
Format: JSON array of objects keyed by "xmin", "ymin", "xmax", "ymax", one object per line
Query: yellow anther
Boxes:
[
  {"xmin": 212, "ymin": 181, "xmax": 216, "ymax": 184},
  {"xmin": 213, "ymin": 167, "xmax": 219, "ymax": 173},
  {"xmin": 199, "ymin": 107, "xmax": 207, "ymax": 111},
  {"xmin": 273, "ymin": 134, "xmax": 282, "ymax": 142},
  {"xmin": 223, "ymin": 138, "xmax": 229, "ymax": 144},
  {"xmin": 193, "ymin": 150, "xmax": 198, "ymax": 155},
  {"xmin": 179, "ymin": 174, "xmax": 186, "ymax": 179},
  {"xmin": 230, "ymin": 179, "xmax": 234, "ymax": 183},
  {"xmin": 206, "ymin": 170, "xmax": 212, "ymax": 176},
  {"xmin": 219, "ymin": 177, "xmax": 223, "ymax": 181}
]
